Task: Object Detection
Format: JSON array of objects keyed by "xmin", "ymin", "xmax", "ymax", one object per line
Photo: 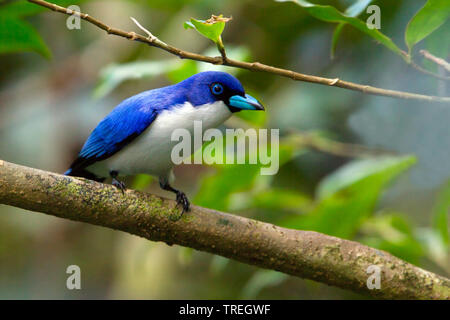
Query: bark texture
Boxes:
[{"xmin": 0, "ymin": 160, "xmax": 449, "ymax": 299}]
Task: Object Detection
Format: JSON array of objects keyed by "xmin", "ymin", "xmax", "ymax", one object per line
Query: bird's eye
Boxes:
[{"xmin": 211, "ymin": 83, "xmax": 224, "ymax": 95}]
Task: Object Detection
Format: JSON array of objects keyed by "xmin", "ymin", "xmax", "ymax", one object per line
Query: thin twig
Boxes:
[
  {"xmin": 410, "ymin": 61, "xmax": 450, "ymax": 81},
  {"xmin": 226, "ymin": 118, "xmax": 395, "ymax": 158},
  {"xmin": 285, "ymin": 131, "xmax": 397, "ymax": 158},
  {"xmin": 130, "ymin": 17, "xmax": 157, "ymax": 42},
  {"xmin": 217, "ymin": 39, "xmax": 227, "ymax": 63},
  {"xmin": 28, "ymin": 0, "xmax": 450, "ymax": 103},
  {"xmin": 420, "ymin": 50, "xmax": 450, "ymax": 73},
  {"xmin": 401, "ymin": 49, "xmax": 450, "ymax": 81}
]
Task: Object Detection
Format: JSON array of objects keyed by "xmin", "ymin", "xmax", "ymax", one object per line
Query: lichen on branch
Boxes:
[{"xmin": 0, "ymin": 160, "xmax": 448, "ymax": 299}]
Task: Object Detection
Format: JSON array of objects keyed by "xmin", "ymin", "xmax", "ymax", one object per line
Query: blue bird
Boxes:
[{"xmin": 65, "ymin": 71, "xmax": 264, "ymax": 216}]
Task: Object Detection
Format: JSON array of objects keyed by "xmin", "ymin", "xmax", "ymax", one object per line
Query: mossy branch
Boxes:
[{"xmin": 0, "ymin": 160, "xmax": 448, "ymax": 299}]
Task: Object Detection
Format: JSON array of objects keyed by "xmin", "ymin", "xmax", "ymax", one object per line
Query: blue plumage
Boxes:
[
  {"xmin": 67, "ymin": 88, "xmax": 172, "ymax": 174},
  {"xmin": 65, "ymin": 71, "xmax": 264, "ymax": 216}
]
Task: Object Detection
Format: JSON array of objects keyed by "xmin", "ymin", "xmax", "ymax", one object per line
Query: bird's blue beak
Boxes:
[{"xmin": 229, "ymin": 94, "xmax": 265, "ymax": 111}]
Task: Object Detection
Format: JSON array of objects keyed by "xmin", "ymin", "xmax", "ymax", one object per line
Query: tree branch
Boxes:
[
  {"xmin": 409, "ymin": 60, "xmax": 450, "ymax": 81},
  {"xmin": 419, "ymin": 50, "xmax": 450, "ymax": 73},
  {"xmin": 226, "ymin": 118, "xmax": 397, "ymax": 158},
  {"xmin": 28, "ymin": 0, "xmax": 450, "ymax": 104},
  {"xmin": 0, "ymin": 160, "xmax": 449, "ymax": 299},
  {"xmin": 285, "ymin": 131, "xmax": 398, "ymax": 158}
]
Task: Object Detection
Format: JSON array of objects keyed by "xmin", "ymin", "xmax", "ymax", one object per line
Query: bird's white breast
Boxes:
[{"xmin": 90, "ymin": 101, "xmax": 232, "ymax": 178}]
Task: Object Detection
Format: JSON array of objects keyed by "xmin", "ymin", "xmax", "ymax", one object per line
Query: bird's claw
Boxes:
[
  {"xmin": 112, "ymin": 178, "xmax": 126, "ymax": 194},
  {"xmin": 176, "ymin": 191, "xmax": 190, "ymax": 217}
]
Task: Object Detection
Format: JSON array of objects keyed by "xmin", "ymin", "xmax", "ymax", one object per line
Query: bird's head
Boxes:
[{"xmin": 181, "ymin": 71, "xmax": 264, "ymax": 113}]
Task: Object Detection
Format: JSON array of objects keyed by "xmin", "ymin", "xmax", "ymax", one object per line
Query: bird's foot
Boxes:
[
  {"xmin": 159, "ymin": 179, "xmax": 190, "ymax": 221},
  {"xmin": 112, "ymin": 178, "xmax": 126, "ymax": 194},
  {"xmin": 176, "ymin": 191, "xmax": 190, "ymax": 217}
]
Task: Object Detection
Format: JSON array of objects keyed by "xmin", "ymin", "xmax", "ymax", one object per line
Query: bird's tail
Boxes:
[{"xmin": 64, "ymin": 168, "xmax": 105, "ymax": 182}]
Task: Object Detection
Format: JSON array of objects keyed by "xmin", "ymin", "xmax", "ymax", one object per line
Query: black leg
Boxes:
[
  {"xmin": 159, "ymin": 179, "xmax": 190, "ymax": 217},
  {"xmin": 110, "ymin": 170, "xmax": 126, "ymax": 194}
]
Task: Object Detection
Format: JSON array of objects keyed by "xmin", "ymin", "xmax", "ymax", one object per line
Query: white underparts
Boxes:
[{"xmin": 88, "ymin": 101, "xmax": 232, "ymax": 180}]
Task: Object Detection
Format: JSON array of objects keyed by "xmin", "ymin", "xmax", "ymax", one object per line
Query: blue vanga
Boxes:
[{"xmin": 65, "ymin": 71, "xmax": 264, "ymax": 217}]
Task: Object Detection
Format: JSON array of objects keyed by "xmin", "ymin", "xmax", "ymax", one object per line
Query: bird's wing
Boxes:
[{"xmin": 67, "ymin": 98, "xmax": 157, "ymax": 174}]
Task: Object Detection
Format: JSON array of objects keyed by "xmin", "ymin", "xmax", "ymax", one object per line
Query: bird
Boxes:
[{"xmin": 64, "ymin": 71, "xmax": 264, "ymax": 217}]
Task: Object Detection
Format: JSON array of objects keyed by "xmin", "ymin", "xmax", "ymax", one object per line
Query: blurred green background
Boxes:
[{"xmin": 0, "ymin": 0, "xmax": 448, "ymax": 299}]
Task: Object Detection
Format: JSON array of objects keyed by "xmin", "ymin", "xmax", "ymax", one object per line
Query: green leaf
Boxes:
[
  {"xmin": 95, "ymin": 45, "xmax": 250, "ymax": 97},
  {"xmin": 235, "ymin": 108, "xmax": 267, "ymax": 128},
  {"xmin": 281, "ymin": 156, "xmax": 416, "ymax": 238},
  {"xmin": 330, "ymin": 23, "xmax": 345, "ymax": 59},
  {"xmin": 131, "ymin": 174, "xmax": 153, "ymax": 191},
  {"xmin": 317, "ymin": 156, "xmax": 416, "ymax": 200},
  {"xmin": 423, "ymin": 21, "xmax": 449, "ymax": 73},
  {"xmin": 0, "ymin": 0, "xmax": 87, "ymax": 18},
  {"xmin": 184, "ymin": 15, "xmax": 231, "ymax": 44},
  {"xmin": 277, "ymin": 0, "xmax": 405, "ymax": 59},
  {"xmin": 166, "ymin": 60, "xmax": 198, "ymax": 83},
  {"xmin": 360, "ymin": 213, "xmax": 424, "ymax": 263},
  {"xmin": 194, "ymin": 139, "xmax": 301, "ymax": 212},
  {"xmin": 194, "ymin": 164, "xmax": 261, "ymax": 211},
  {"xmin": 432, "ymin": 180, "xmax": 450, "ymax": 246},
  {"xmin": 0, "ymin": 16, "xmax": 51, "ymax": 58},
  {"xmin": 331, "ymin": 0, "xmax": 373, "ymax": 58},
  {"xmin": 231, "ymin": 188, "xmax": 312, "ymax": 213},
  {"xmin": 94, "ymin": 60, "xmax": 179, "ymax": 98},
  {"xmin": 345, "ymin": 0, "xmax": 373, "ymax": 17},
  {"xmin": 405, "ymin": 0, "xmax": 450, "ymax": 52}
]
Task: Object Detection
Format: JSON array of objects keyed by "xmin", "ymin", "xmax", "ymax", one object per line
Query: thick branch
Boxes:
[
  {"xmin": 28, "ymin": 0, "xmax": 450, "ymax": 104},
  {"xmin": 0, "ymin": 160, "xmax": 448, "ymax": 299}
]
